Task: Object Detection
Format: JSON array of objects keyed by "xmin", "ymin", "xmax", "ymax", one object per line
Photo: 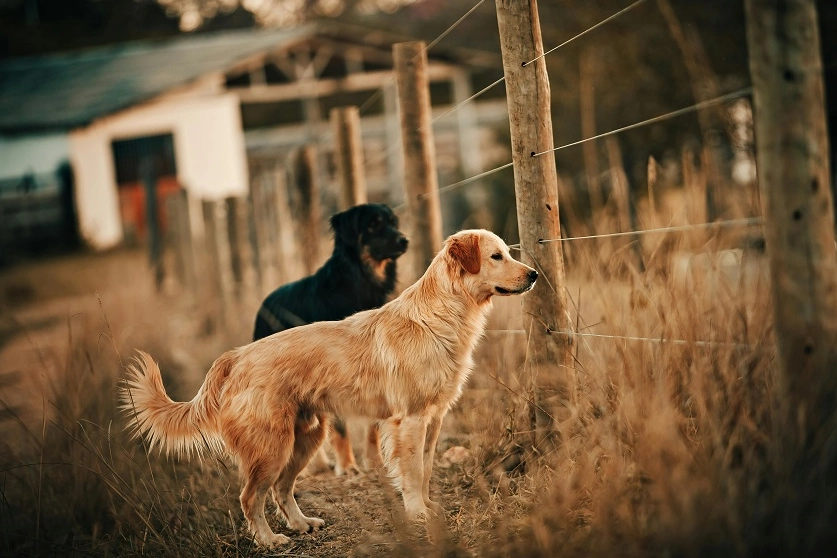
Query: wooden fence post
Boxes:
[
  {"xmin": 141, "ymin": 160, "xmax": 164, "ymax": 290},
  {"xmin": 393, "ymin": 41, "xmax": 444, "ymax": 279},
  {"xmin": 745, "ymin": 0, "xmax": 837, "ymax": 550},
  {"xmin": 496, "ymin": 0, "xmax": 575, "ymax": 435},
  {"xmin": 272, "ymin": 167, "xmax": 302, "ymax": 283},
  {"xmin": 294, "ymin": 146, "xmax": 323, "ymax": 275},
  {"xmin": 165, "ymin": 188, "xmax": 196, "ymax": 293},
  {"xmin": 331, "ymin": 107, "xmax": 368, "ymax": 210},
  {"xmin": 225, "ymin": 196, "xmax": 243, "ymax": 293},
  {"xmin": 249, "ymin": 172, "xmax": 273, "ymax": 291},
  {"xmin": 201, "ymin": 200, "xmax": 229, "ymax": 331}
]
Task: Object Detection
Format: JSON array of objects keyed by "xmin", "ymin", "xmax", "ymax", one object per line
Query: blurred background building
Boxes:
[{"xmin": 0, "ymin": 0, "xmax": 835, "ymax": 263}]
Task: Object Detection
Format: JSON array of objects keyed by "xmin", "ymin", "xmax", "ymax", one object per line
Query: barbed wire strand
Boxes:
[
  {"xmin": 358, "ymin": 0, "xmax": 487, "ymax": 116},
  {"xmin": 523, "ymin": 0, "xmax": 649, "ymax": 67},
  {"xmin": 504, "ymin": 217, "xmax": 763, "ymax": 248},
  {"xmin": 434, "ymin": 88, "xmax": 752, "ymax": 197},
  {"xmin": 431, "ymin": 161, "xmax": 515, "ymax": 196},
  {"xmin": 358, "ymin": 83, "xmax": 390, "ymax": 116},
  {"xmin": 426, "ymin": 0, "xmax": 486, "ymax": 51},
  {"xmin": 430, "ymin": 75, "xmax": 507, "ymax": 125},
  {"xmin": 487, "ymin": 329, "xmax": 753, "ymax": 350},
  {"xmin": 431, "ymin": 0, "xmax": 650, "ymax": 126},
  {"xmin": 532, "ymin": 87, "xmax": 753, "ymax": 158},
  {"xmin": 366, "ymin": 1, "xmax": 659, "ymax": 178}
]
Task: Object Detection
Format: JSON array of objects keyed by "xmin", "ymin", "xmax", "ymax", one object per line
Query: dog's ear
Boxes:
[
  {"xmin": 330, "ymin": 208, "xmax": 361, "ymax": 247},
  {"xmin": 448, "ymin": 234, "xmax": 481, "ymax": 274}
]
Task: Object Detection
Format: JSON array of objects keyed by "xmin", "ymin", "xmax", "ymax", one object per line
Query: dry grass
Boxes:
[{"xmin": 0, "ymin": 219, "xmax": 831, "ymax": 557}]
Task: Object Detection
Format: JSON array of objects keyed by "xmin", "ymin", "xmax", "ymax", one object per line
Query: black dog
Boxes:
[{"xmin": 252, "ymin": 203, "xmax": 408, "ymax": 474}]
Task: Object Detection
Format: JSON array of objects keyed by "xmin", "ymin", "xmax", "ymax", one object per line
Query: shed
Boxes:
[{"xmin": 0, "ymin": 23, "xmax": 506, "ymax": 251}]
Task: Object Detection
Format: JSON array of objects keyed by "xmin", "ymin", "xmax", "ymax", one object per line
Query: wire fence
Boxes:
[
  {"xmin": 435, "ymin": 87, "xmax": 753, "ymax": 196},
  {"xmin": 367, "ymin": 0, "xmax": 663, "ymax": 173},
  {"xmin": 487, "ymin": 329, "xmax": 754, "ymax": 350},
  {"xmin": 358, "ymin": 0, "xmax": 488, "ymax": 117},
  {"xmin": 508, "ymin": 217, "xmax": 763, "ymax": 248},
  {"xmin": 407, "ymin": 0, "xmax": 762, "ymax": 351},
  {"xmin": 342, "ymin": 0, "xmax": 764, "ymax": 351}
]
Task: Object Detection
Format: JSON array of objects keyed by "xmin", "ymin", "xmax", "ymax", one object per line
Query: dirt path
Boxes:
[{"xmin": 0, "ymin": 249, "xmax": 519, "ymax": 557}]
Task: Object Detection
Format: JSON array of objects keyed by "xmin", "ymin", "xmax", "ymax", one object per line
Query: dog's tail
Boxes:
[{"xmin": 120, "ymin": 350, "xmax": 233, "ymax": 459}]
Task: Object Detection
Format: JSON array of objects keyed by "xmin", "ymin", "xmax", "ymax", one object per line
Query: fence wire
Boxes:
[
  {"xmin": 522, "ymin": 0, "xmax": 649, "ymax": 67},
  {"xmin": 532, "ymin": 87, "xmax": 753, "ymax": 158},
  {"xmin": 488, "ymin": 329, "xmax": 754, "ymax": 350},
  {"xmin": 358, "ymin": 0, "xmax": 487, "ymax": 116},
  {"xmin": 506, "ymin": 217, "xmax": 763, "ymax": 248},
  {"xmin": 431, "ymin": 0, "xmax": 649, "ymax": 126}
]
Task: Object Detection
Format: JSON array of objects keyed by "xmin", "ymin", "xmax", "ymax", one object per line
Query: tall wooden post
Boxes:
[
  {"xmin": 201, "ymin": 199, "xmax": 230, "ymax": 332},
  {"xmin": 141, "ymin": 159, "xmax": 164, "ymax": 290},
  {"xmin": 249, "ymin": 172, "xmax": 274, "ymax": 290},
  {"xmin": 383, "ymin": 82, "xmax": 405, "ymax": 206},
  {"xmin": 294, "ymin": 146, "xmax": 322, "ymax": 274},
  {"xmin": 330, "ymin": 107, "xmax": 368, "ymax": 209},
  {"xmin": 496, "ymin": 0, "xmax": 575, "ymax": 431},
  {"xmin": 272, "ymin": 168, "xmax": 301, "ymax": 284},
  {"xmin": 166, "ymin": 188, "xmax": 195, "ymax": 292},
  {"xmin": 657, "ymin": 0, "xmax": 727, "ymax": 220},
  {"xmin": 745, "ymin": 0, "xmax": 837, "ymax": 550},
  {"xmin": 225, "ymin": 196, "xmax": 243, "ymax": 292},
  {"xmin": 394, "ymin": 41, "xmax": 444, "ymax": 279}
]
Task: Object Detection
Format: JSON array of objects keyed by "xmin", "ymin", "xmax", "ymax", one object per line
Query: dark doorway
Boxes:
[{"xmin": 111, "ymin": 132, "xmax": 180, "ymax": 244}]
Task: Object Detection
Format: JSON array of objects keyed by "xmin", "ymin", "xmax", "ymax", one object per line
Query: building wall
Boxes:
[{"xmin": 69, "ymin": 92, "xmax": 248, "ymax": 249}]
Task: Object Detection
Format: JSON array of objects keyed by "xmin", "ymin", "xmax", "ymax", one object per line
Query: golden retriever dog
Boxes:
[{"xmin": 121, "ymin": 229, "xmax": 537, "ymax": 547}]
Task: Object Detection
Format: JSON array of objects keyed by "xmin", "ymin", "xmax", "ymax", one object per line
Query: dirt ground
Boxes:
[{"xmin": 0, "ymin": 247, "xmax": 530, "ymax": 557}]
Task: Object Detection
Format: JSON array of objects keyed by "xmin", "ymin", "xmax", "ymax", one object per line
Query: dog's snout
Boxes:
[
  {"xmin": 398, "ymin": 236, "xmax": 409, "ymax": 250},
  {"xmin": 528, "ymin": 270, "xmax": 538, "ymax": 283}
]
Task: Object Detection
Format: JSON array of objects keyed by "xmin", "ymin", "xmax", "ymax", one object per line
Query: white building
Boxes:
[{"xmin": 0, "ymin": 23, "xmax": 506, "ymax": 251}]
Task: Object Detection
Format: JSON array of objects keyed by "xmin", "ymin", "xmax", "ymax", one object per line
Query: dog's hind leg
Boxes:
[
  {"xmin": 303, "ymin": 446, "xmax": 333, "ymax": 475},
  {"xmin": 232, "ymin": 415, "xmax": 294, "ymax": 546},
  {"xmin": 330, "ymin": 417, "xmax": 360, "ymax": 476},
  {"xmin": 273, "ymin": 412, "xmax": 328, "ymax": 533},
  {"xmin": 239, "ymin": 454, "xmax": 291, "ymax": 546}
]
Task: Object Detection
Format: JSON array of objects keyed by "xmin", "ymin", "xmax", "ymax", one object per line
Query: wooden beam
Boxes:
[{"xmin": 233, "ymin": 65, "xmax": 460, "ymax": 104}]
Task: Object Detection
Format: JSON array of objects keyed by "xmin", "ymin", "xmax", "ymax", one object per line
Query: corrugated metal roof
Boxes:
[{"xmin": 0, "ymin": 27, "xmax": 311, "ymax": 133}]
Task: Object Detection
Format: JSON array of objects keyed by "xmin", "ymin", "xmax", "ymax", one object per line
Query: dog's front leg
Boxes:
[
  {"xmin": 394, "ymin": 415, "xmax": 430, "ymax": 521},
  {"xmin": 422, "ymin": 412, "xmax": 445, "ymax": 516}
]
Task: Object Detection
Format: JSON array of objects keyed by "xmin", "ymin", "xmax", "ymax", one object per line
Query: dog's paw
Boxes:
[
  {"xmin": 426, "ymin": 500, "xmax": 445, "ymax": 517},
  {"xmin": 304, "ymin": 452, "xmax": 334, "ymax": 476},
  {"xmin": 256, "ymin": 532, "xmax": 291, "ymax": 547},
  {"xmin": 405, "ymin": 504, "xmax": 432, "ymax": 523},
  {"xmin": 286, "ymin": 514, "xmax": 325, "ymax": 533},
  {"xmin": 334, "ymin": 463, "xmax": 361, "ymax": 476},
  {"xmin": 305, "ymin": 516, "xmax": 325, "ymax": 531}
]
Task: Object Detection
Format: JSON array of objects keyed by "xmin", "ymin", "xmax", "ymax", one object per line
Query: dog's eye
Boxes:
[{"xmin": 491, "ymin": 253, "xmax": 503, "ymax": 261}]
